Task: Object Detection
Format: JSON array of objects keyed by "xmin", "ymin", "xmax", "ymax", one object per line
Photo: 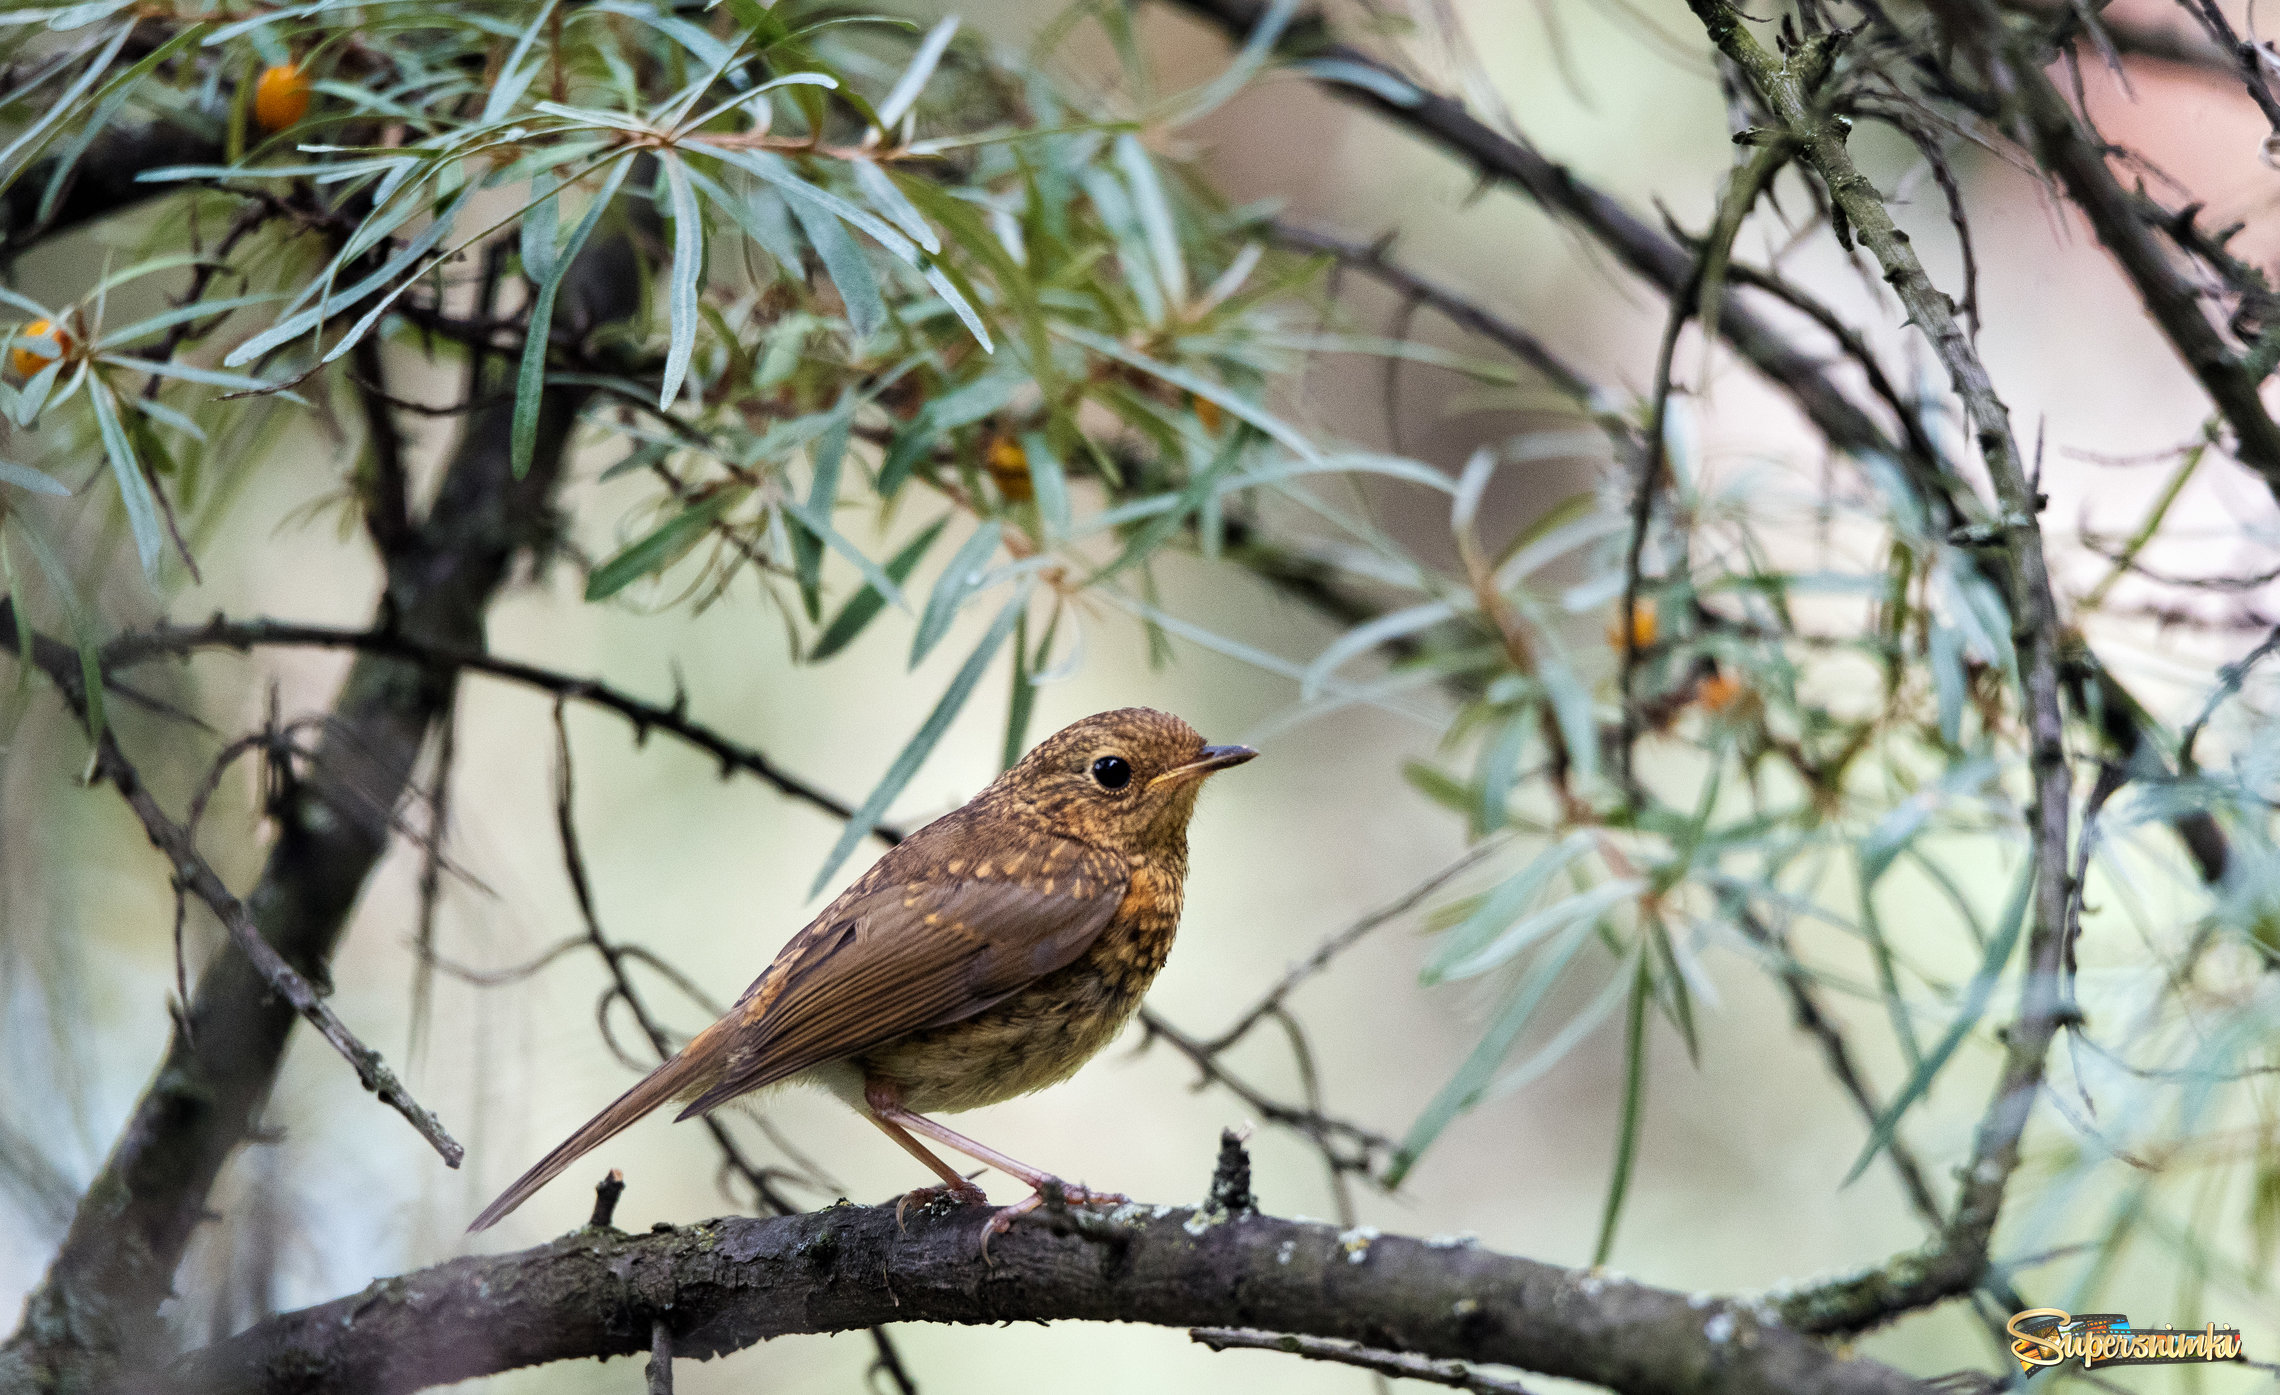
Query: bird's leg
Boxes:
[
  {"xmin": 863, "ymin": 1080, "xmax": 1126, "ymax": 1253},
  {"xmin": 864, "ymin": 1108, "xmax": 986, "ymax": 1228}
]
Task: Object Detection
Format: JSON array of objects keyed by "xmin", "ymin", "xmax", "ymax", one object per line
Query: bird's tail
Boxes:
[{"xmin": 467, "ymin": 1037, "xmax": 719, "ymax": 1232}]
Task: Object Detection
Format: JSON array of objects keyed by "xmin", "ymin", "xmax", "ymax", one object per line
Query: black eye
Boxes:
[{"xmin": 1090, "ymin": 755, "xmax": 1132, "ymax": 791}]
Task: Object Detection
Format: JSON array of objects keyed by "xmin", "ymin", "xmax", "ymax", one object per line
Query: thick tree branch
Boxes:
[{"xmin": 171, "ymin": 1202, "xmax": 1931, "ymax": 1395}]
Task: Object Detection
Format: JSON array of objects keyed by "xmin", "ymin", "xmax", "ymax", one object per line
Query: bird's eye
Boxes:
[{"xmin": 1091, "ymin": 755, "xmax": 1132, "ymax": 791}]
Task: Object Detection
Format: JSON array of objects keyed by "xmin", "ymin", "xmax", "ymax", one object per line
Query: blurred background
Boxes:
[{"xmin": 4, "ymin": 0, "xmax": 2276, "ymax": 1390}]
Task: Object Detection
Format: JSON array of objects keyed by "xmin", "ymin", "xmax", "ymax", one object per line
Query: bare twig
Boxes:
[
  {"xmin": 2178, "ymin": 624, "xmax": 2280, "ymax": 768},
  {"xmin": 1136, "ymin": 1009, "xmax": 1392, "ymax": 1181},
  {"xmin": 13, "ymin": 629, "xmax": 462, "ymax": 1164},
  {"xmin": 1263, "ymin": 221, "xmax": 1635, "ymax": 442},
  {"xmin": 1192, "ymin": 1328, "xmax": 1540, "ymax": 1395},
  {"xmin": 105, "ymin": 618, "xmax": 879, "ymax": 828},
  {"xmin": 1198, "ymin": 841, "xmax": 1501, "ymax": 1054},
  {"xmin": 1941, "ymin": 9, "xmax": 2280, "ymax": 502},
  {"xmin": 549, "ymin": 703, "xmax": 810, "ymax": 1215}
]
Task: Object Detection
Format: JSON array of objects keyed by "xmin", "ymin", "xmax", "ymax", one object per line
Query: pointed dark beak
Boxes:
[{"xmin": 1154, "ymin": 744, "xmax": 1259, "ymax": 786}]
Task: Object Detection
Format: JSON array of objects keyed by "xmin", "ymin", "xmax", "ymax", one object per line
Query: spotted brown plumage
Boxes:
[{"xmin": 468, "ymin": 707, "xmax": 1256, "ymax": 1241}]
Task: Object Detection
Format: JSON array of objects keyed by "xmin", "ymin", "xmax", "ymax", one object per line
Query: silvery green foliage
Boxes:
[{"xmin": 1, "ymin": 0, "xmax": 2275, "ymax": 1311}]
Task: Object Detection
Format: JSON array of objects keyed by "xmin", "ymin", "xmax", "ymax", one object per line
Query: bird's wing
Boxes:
[{"xmin": 674, "ymin": 845, "xmax": 1127, "ymax": 1119}]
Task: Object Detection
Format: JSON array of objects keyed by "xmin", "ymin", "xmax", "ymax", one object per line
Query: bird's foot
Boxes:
[
  {"xmin": 978, "ymin": 1178, "xmax": 1129, "ymax": 1262},
  {"xmin": 895, "ymin": 1180, "xmax": 988, "ymax": 1231}
]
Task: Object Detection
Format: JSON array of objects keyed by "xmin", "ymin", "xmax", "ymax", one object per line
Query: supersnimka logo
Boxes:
[{"xmin": 2007, "ymin": 1309, "xmax": 2248, "ymax": 1373}]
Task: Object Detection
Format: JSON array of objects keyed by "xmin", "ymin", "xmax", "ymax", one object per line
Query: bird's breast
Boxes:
[{"xmin": 853, "ymin": 856, "xmax": 1187, "ymax": 1113}]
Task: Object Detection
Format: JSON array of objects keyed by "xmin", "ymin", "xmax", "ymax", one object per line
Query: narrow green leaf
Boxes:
[
  {"xmin": 8, "ymin": 511, "xmax": 103, "ymax": 744},
  {"xmin": 874, "ymin": 15, "xmax": 957, "ymax": 128},
  {"xmin": 784, "ymin": 191, "xmax": 885, "ymax": 340},
  {"xmin": 810, "ymin": 517, "xmax": 946, "ymax": 662},
  {"xmin": 11, "ymin": 358, "xmax": 62, "ymax": 426},
  {"xmin": 521, "ymin": 171, "xmax": 560, "ymax": 285},
  {"xmin": 1591, "ymin": 955, "xmax": 1653, "ymax": 1266},
  {"xmin": 1054, "ymin": 325, "xmax": 1323, "ymax": 465},
  {"xmin": 585, "ymin": 491, "xmax": 736, "ymax": 601},
  {"xmin": 788, "ymin": 512, "xmax": 825, "ymax": 623},
  {"xmin": 1001, "ymin": 608, "xmax": 1034, "ymax": 771},
  {"xmin": 1113, "ymin": 133, "xmax": 1186, "ymax": 309},
  {"xmin": 850, "ymin": 159, "xmax": 939, "ymax": 254},
  {"xmin": 1539, "ymin": 659, "xmax": 1599, "ymax": 784},
  {"xmin": 90, "ymin": 291, "xmax": 278, "ymax": 351},
  {"xmin": 910, "ymin": 520, "xmax": 1002, "ymax": 668},
  {"xmin": 658, "ymin": 153, "xmax": 704, "ymax": 410},
  {"xmin": 1475, "ymin": 710, "xmax": 1528, "ymax": 836},
  {"xmin": 1434, "ymin": 877, "xmax": 1641, "ymax": 984},
  {"xmin": 0, "ymin": 460, "xmax": 69, "ymax": 495},
  {"xmin": 99, "ymin": 355, "xmax": 298, "ymax": 397},
  {"xmin": 1842, "ymin": 859, "xmax": 2034, "ymax": 1185},
  {"xmin": 1018, "ymin": 431, "xmax": 1070, "ymax": 538},
  {"xmin": 481, "ymin": 0, "xmax": 558, "ymax": 122},
  {"xmin": 225, "ymin": 180, "xmax": 478, "ymax": 367},
  {"xmin": 0, "ymin": 527, "xmax": 28, "ymax": 700},
  {"xmin": 515, "ymin": 155, "xmax": 635, "ymax": 477},
  {"xmin": 1303, "ymin": 598, "xmax": 1459, "ymax": 701},
  {"xmin": 1389, "ymin": 911, "xmax": 1600, "ymax": 1184},
  {"xmin": 1161, "ymin": 0, "xmax": 1297, "ymax": 125},
  {"xmin": 88, "ymin": 382, "xmax": 161, "ymax": 575},
  {"xmin": 812, "ymin": 580, "xmax": 1032, "ymax": 895},
  {"xmin": 0, "ymin": 20, "xmax": 132, "ymax": 203},
  {"xmin": 779, "ymin": 498, "xmax": 913, "ymax": 615},
  {"xmin": 694, "ymin": 144, "xmax": 918, "ymax": 260}
]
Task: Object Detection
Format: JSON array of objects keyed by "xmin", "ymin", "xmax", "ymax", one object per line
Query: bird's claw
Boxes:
[
  {"xmin": 977, "ymin": 1179, "xmax": 1128, "ymax": 1262},
  {"xmin": 895, "ymin": 1180, "xmax": 988, "ymax": 1232}
]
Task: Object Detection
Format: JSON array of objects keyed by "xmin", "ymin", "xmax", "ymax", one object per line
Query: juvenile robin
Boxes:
[{"xmin": 469, "ymin": 707, "xmax": 1256, "ymax": 1241}]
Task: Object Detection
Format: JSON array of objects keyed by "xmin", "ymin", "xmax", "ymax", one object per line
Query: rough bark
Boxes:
[{"xmin": 173, "ymin": 1202, "xmax": 1931, "ymax": 1395}]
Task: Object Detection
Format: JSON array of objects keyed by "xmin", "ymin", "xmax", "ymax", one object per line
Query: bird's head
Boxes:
[{"xmin": 997, "ymin": 707, "xmax": 1256, "ymax": 854}]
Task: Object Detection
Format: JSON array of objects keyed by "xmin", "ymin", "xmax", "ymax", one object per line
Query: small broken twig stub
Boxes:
[
  {"xmin": 591, "ymin": 1170, "xmax": 627, "ymax": 1229},
  {"xmin": 1206, "ymin": 1128, "xmax": 1256, "ymax": 1217}
]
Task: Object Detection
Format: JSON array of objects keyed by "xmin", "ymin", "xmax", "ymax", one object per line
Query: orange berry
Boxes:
[
  {"xmin": 985, "ymin": 435, "xmax": 1033, "ymax": 502},
  {"xmin": 1697, "ymin": 669, "xmax": 1744, "ymax": 713},
  {"xmin": 1607, "ymin": 598, "xmax": 1657, "ymax": 653},
  {"xmin": 254, "ymin": 63, "xmax": 312, "ymax": 132},
  {"xmin": 9, "ymin": 319, "xmax": 70, "ymax": 379}
]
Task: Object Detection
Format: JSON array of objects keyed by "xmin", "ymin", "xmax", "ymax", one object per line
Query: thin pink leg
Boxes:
[
  {"xmin": 862, "ymin": 1086, "xmax": 986, "ymax": 1228},
  {"xmin": 863, "ymin": 1078, "xmax": 1126, "ymax": 1254}
]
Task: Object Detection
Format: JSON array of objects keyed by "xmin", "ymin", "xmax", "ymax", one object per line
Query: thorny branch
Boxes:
[
  {"xmin": 1683, "ymin": 0, "xmax": 2078, "ymax": 1334},
  {"xmin": 546, "ymin": 702, "xmax": 811, "ymax": 1218},
  {"xmin": 1937, "ymin": 1, "xmax": 2280, "ymax": 501},
  {"xmin": 4, "ymin": 628, "xmax": 463, "ymax": 1165},
  {"xmin": 104, "ymin": 617, "xmax": 871, "ymax": 824}
]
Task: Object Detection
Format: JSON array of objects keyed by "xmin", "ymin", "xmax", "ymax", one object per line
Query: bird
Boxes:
[{"xmin": 468, "ymin": 706, "xmax": 1257, "ymax": 1242}]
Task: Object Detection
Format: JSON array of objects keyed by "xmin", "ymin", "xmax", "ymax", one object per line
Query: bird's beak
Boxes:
[{"xmin": 1153, "ymin": 744, "xmax": 1259, "ymax": 786}]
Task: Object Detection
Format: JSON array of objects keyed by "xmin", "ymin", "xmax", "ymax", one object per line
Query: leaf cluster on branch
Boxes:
[{"xmin": 1, "ymin": 0, "xmax": 2277, "ymax": 1390}]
